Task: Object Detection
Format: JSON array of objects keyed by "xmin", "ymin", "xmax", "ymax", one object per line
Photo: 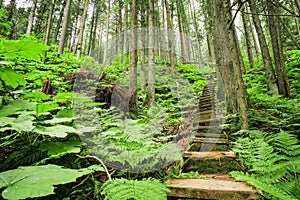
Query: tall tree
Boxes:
[
  {"xmin": 129, "ymin": 0, "xmax": 138, "ymax": 114},
  {"xmin": 26, "ymin": 0, "xmax": 37, "ymax": 35},
  {"xmin": 210, "ymin": 0, "xmax": 249, "ymax": 129},
  {"xmin": 267, "ymin": 1, "xmax": 290, "ymax": 97},
  {"xmin": 165, "ymin": 0, "xmax": 175, "ymax": 71},
  {"xmin": 248, "ymin": 0, "xmax": 278, "ymax": 95},
  {"xmin": 43, "ymin": 0, "xmax": 56, "ymax": 63},
  {"xmin": 148, "ymin": 0, "xmax": 155, "ymax": 107},
  {"xmin": 54, "ymin": 0, "xmax": 66, "ymax": 43},
  {"xmin": 241, "ymin": 2, "xmax": 255, "ymax": 68},
  {"xmin": 75, "ymin": 0, "xmax": 89, "ymax": 57},
  {"xmin": 58, "ymin": 0, "xmax": 72, "ymax": 55},
  {"xmin": 103, "ymin": 0, "xmax": 111, "ymax": 64}
]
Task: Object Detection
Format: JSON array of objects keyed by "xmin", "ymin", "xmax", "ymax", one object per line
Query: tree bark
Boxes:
[
  {"xmin": 103, "ymin": 0, "xmax": 111, "ymax": 64},
  {"xmin": 248, "ymin": 0, "xmax": 278, "ymax": 95},
  {"xmin": 58, "ymin": 0, "xmax": 72, "ymax": 55},
  {"xmin": 26, "ymin": 0, "xmax": 37, "ymax": 35},
  {"xmin": 267, "ymin": 1, "xmax": 290, "ymax": 97},
  {"xmin": 165, "ymin": 0, "xmax": 175, "ymax": 71},
  {"xmin": 42, "ymin": 0, "xmax": 55, "ymax": 63},
  {"xmin": 54, "ymin": 0, "xmax": 66, "ymax": 43},
  {"xmin": 129, "ymin": 0, "xmax": 138, "ymax": 115},
  {"xmin": 210, "ymin": 0, "xmax": 249, "ymax": 129},
  {"xmin": 246, "ymin": 3, "xmax": 260, "ymax": 57},
  {"xmin": 75, "ymin": 0, "xmax": 89, "ymax": 57},
  {"xmin": 241, "ymin": 3, "xmax": 255, "ymax": 68},
  {"xmin": 148, "ymin": 0, "xmax": 155, "ymax": 107}
]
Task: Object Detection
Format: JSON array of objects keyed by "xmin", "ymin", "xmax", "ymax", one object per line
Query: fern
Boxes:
[
  {"xmin": 230, "ymin": 130, "xmax": 300, "ymax": 199},
  {"xmin": 101, "ymin": 178, "xmax": 170, "ymax": 200}
]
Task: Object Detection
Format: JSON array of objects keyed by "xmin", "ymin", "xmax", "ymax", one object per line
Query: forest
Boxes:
[{"xmin": 0, "ymin": 0, "xmax": 300, "ymax": 199}]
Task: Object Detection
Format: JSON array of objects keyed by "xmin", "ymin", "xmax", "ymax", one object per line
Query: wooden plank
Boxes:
[
  {"xmin": 192, "ymin": 137, "xmax": 229, "ymax": 144},
  {"xmin": 194, "ymin": 132, "xmax": 225, "ymax": 138},
  {"xmin": 184, "ymin": 151, "xmax": 236, "ymax": 158},
  {"xmin": 166, "ymin": 177, "xmax": 258, "ymax": 199}
]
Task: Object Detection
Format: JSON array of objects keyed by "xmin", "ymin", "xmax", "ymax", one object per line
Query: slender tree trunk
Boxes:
[
  {"xmin": 33, "ymin": 2, "xmax": 47, "ymax": 35},
  {"xmin": 292, "ymin": 0, "xmax": 300, "ymax": 40},
  {"xmin": 42, "ymin": 0, "xmax": 55, "ymax": 63},
  {"xmin": 103, "ymin": 0, "xmax": 111, "ymax": 64},
  {"xmin": 148, "ymin": 0, "xmax": 155, "ymax": 107},
  {"xmin": 6, "ymin": 0, "xmax": 16, "ymax": 39},
  {"xmin": 203, "ymin": 0, "xmax": 215, "ymax": 63},
  {"xmin": 246, "ymin": 3, "xmax": 260, "ymax": 57},
  {"xmin": 241, "ymin": 3, "xmax": 254, "ymax": 68},
  {"xmin": 75, "ymin": 0, "xmax": 89, "ymax": 57},
  {"xmin": 248, "ymin": 0, "xmax": 278, "ymax": 95},
  {"xmin": 58, "ymin": 0, "xmax": 72, "ymax": 55},
  {"xmin": 129, "ymin": 0, "xmax": 138, "ymax": 115},
  {"xmin": 165, "ymin": 0, "xmax": 175, "ymax": 71},
  {"xmin": 189, "ymin": 0, "xmax": 202, "ymax": 63},
  {"xmin": 267, "ymin": 1, "xmax": 290, "ymax": 97},
  {"xmin": 176, "ymin": 0, "xmax": 186, "ymax": 63},
  {"xmin": 117, "ymin": 0, "xmax": 123, "ymax": 56},
  {"xmin": 26, "ymin": 0, "xmax": 37, "ymax": 35},
  {"xmin": 54, "ymin": 0, "xmax": 66, "ymax": 43},
  {"xmin": 87, "ymin": 5, "xmax": 96, "ymax": 55}
]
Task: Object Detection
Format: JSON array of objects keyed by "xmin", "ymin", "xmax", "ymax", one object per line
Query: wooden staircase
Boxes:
[{"xmin": 167, "ymin": 79, "xmax": 259, "ymax": 199}]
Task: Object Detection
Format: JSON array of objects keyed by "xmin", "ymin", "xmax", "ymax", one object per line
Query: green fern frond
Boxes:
[
  {"xmin": 101, "ymin": 178, "xmax": 169, "ymax": 200},
  {"xmin": 230, "ymin": 171, "xmax": 298, "ymax": 200}
]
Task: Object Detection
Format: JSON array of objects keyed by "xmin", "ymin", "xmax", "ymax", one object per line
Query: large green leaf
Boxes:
[
  {"xmin": 0, "ymin": 99, "xmax": 36, "ymax": 117},
  {"xmin": 0, "ymin": 115, "xmax": 35, "ymax": 132},
  {"xmin": 39, "ymin": 137, "xmax": 82, "ymax": 161},
  {"xmin": 34, "ymin": 125, "xmax": 78, "ymax": 138},
  {"xmin": 0, "ymin": 164, "xmax": 92, "ymax": 200},
  {"xmin": 0, "ymin": 38, "xmax": 49, "ymax": 61},
  {"xmin": 0, "ymin": 69, "xmax": 27, "ymax": 89}
]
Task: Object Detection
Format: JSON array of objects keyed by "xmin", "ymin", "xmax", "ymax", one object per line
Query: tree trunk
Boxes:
[
  {"xmin": 58, "ymin": 0, "xmax": 72, "ymax": 55},
  {"xmin": 241, "ymin": 3, "xmax": 254, "ymax": 68},
  {"xmin": 103, "ymin": 0, "xmax": 111, "ymax": 64},
  {"xmin": 148, "ymin": 0, "xmax": 155, "ymax": 107},
  {"xmin": 210, "ymin": 0, "xmax": 249, "ymax": 129},
  {"xmin": 54, "ymin": 0, "xmax": 66, "ymax": 43},
  {"xmin": 26, "ymin": 0, "xmax": 37, "ymax": 35},
  {"xmin": 42, "ymin": 0, "xmax": 56, "ymax": 63},
  {"xmin": 6, "ymin": 0, "xmax": 16, "ymax": 39},
  {"xmin": 189, "ymin": 0, "xmax": 203, "ymax": 63},
  {"xmin": 129, "ymin": 0, "xmax": 138, "ymax": 115},
  {"xmin": 267, "ymin": 1, "xmax": 290, "ymax": 97},
  {"xmin": 246, "ymin": 3, "xmax": 260, "ymax": 57},
  {"xmin": 165, "ymin": 0, "xmax": 175, "ymax": 71},
  {"xmin": 248, "ymin": 0, "xmax": 278, "ymax": 95},
  {"xmin": 75, "ymin": 0, "xmax": 89, "ymax": 57},
  {"xmin": 117, "ymin": 0, "xmax": 123, "ymax": 56},
  {"xmin": 176, "ymin": 0, "xmax": 187, "ymax": 63}
]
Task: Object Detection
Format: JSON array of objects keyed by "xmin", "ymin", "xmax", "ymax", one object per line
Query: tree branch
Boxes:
[{"xmin": 77, "ymin": 155, "xmax": 112, "ymax": 180}]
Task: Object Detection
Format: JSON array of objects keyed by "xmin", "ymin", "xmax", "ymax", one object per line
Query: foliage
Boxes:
[
  {"xmin": 230, "ymin": 130, "xmax": 300, "ymax": 200},
  {"xmin": 101, "ymin": 178, "xmax": 170, "ymax": 200},
  {"xmin": 0, "ymin": 8, "xmax": 11, "ymax": 37},
  {"xmin": 0, "ymin": 164, "xmax": 103, "ymax": 200}
]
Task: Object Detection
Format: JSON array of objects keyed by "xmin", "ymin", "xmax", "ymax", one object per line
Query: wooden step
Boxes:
[
  {"xmin": 194, "ymin": 132, "xmax": 225, "ymax": 138},
  {"xmin": 197, "ymin": 125, "xmax": 220, "ymax": 130},
  {"xmin": 192, "ymin": 137, "xmax": 229, "ymax": 144},
  {"xmin": 199, "ymin": 110, "xmax": 214, "ymax": 115},
  {"xmin": 198, "ymin": 118, "xmax": 220, "ymax": 124},
  {"xmin": 184, "ymin": 151, "xmax": 236, "ymax": 159},
  {"xmin": 166, "ymin": 175, "xmax": 258, "ymax": 199}
]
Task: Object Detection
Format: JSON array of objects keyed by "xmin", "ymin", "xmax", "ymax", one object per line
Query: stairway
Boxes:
[{"xmin": 167, "ymin": 79, "xmax": 259, "ymax": 200}]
